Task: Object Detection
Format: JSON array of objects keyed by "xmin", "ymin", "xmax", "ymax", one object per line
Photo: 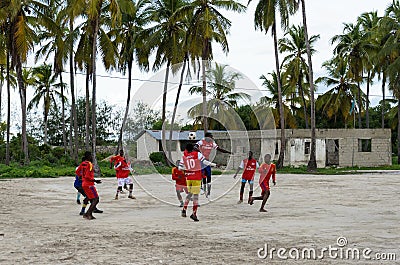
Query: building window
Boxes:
[
  {"xmin": 358, "ymin": 139, "xmax": 371, "ymax": 152},
  {"xmin": 305, "ymin": 141, "xmax": 310, "ymax": 155},
  {"xmin": 275, "ymin": 142, "xmax": 279, "ymax": 155}
]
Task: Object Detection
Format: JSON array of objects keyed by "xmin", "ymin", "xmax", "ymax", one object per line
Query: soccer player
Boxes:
[
  {"xmin": 179, "ymin": 143, "xmax": 216, "ymax": 222},
  {"xmin": 74, "ymin": 166, "xmax": 89, "ymax": 215},
  {"xmin": 195, "ymin": 132, "xmax": 232, "ymax": 198},
  {"xmin": 233, "ymin": 151, "xmax": 259, "ymax": 204},
  {"xmin": 74, "ymin": 161, "xmax": 103, "ymax": 215},
  {"xmin": 76, "ymin": 151, "xmax": 102, "ymax": 220},
  {"xmin": 113, "ymin": 150, "xmax": 135, "ymax": 200},
  {"xmin": 110, "ymin": 149, "xmax": 128, "ymax": 192},
  {"xmin": 249, "ymin": 154, "xmax": 276, "ymax": 212},
  {"xmin": 172, "ymin": 160, "xmax": 188, "ymax": 207}
]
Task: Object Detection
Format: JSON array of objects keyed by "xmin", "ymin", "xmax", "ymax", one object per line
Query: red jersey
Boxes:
[
  {"xmin": 180, "ymin": 150, "xmax": 206, "ymax": 180},
  {"xmin": 172, "ymin": 167, "xmax": 186, "ymax": 186},
  {"xmin": 76, "ymin": 161, "xmax": 95, "ymax": 187},
  {"xmin": 196, "ymin": 138, "xmax": 218, "ymax": 160},
  {"xmin": 114, "ymin": 159, "xmax": 131, "ymax": 179},
  {"xmin": 110, "ymin": 155, "xmax": 124, "ymax": 166},
  {"xmin": 258, "ymin": 163, "xmax": 276, "ymax": 190},
  {"xmin": 240, "ymin": 158, "xmax": 259, "ymax": 180}
]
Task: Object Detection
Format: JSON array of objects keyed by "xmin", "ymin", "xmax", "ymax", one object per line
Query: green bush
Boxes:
[
  {"xmin": 149, "ymin": 152, "xmax": 167, "ymax": 165},
  {"xmin": 51, "ymin": 147, "xmax": 66, "ymax": 159}
]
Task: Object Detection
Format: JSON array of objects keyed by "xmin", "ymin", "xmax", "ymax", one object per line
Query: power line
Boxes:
[{"xmin": 20, "ymin": 65, "xmax": 395, "ymax": 98}]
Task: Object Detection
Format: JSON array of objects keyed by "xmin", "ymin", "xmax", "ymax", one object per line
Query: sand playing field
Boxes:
[{"xmin": 0, "ymin": 172, "xmax": 399, "ymax": 264}]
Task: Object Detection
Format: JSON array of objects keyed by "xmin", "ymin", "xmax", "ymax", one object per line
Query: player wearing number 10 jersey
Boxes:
[
  {"xmin": 195, "ymin": 132, "xmax": 232, "ymax": 198},
  {"xmin": 179, "ymin": 143, "xmax": 216, "ymax": 222}
]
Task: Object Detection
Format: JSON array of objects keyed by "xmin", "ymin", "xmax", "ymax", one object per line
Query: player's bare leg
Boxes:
[
  {"xmin": 115, "ymin": 186, "xmax": 122, "ymax": 200},
  {"xmin": 248, "ymin": 182, "xmax": 254, "ymax": 204},
  {"xmin": 182, "ymin": 193, "xmax": 192, "ymax": 217},
  {"xmin": 190, "ymin": 194, "xmax": 199, "ymax": 221},
  {"xmin": 238, "ymin": 182, "xmax": 246, "ymax": 204},
  {"xmin": 176, "ymin": 191, "xmax": 184, "ymax": 207},
  {"xmin": 259, "ymin": 191, "xmax": 270, "ymax": 212},
  {"xmin": 80, "ymin": 197, "xmax": 89, "ymax": 215},
  {"xmin": 76, "ymin": 192, "xmax": 81, "ymax": 204},
  {"xmin": 202, "ymin": 179, "xmax": 207, "ymax": 195},
  {"xmin": 128, "ymin": 184, "xmax": 136, "ymax": 199},
  {"xmin": 83, "ymin": 198, "xmax": 98, "ymax": 220}
]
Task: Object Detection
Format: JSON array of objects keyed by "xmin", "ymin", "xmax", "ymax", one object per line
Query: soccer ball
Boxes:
[{"xmin": 188, "ymin": 132, "xmax": 196, "ymax": 140}]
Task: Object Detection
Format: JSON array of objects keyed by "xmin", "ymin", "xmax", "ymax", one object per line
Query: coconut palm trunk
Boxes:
[
  {"xmin": 116, "ymin": 58, "xmax": 134, "ymax": 153},
  {"xmin": 60, "ymin": 73, "xmax": 67, "ymax": 153},
  {"xmin": 161, "ymin": 60, "xmax": 170, "ymax": 160},
  {"xmin": 5, "ymin": 50, "xmax": 10, "ymax": 165},
  {"xmin": 366, "ymin": 71, "xmax": 371, "ymax": 128},
  {"xmin": 91, "ymin": 15, "xmax": 100, "ymax": 163},
  {"xmin": 69, "ymin": 19, "xmax": 79, "ymax": 163},
  {"xmin": 357, "ymin": 81, "xmax": 362, "ymax": 128},
  {"xmin": 0, "ymin": 65, "xmax": 3, "ymax": 122},
  {"xmin": 202, "ymin": 39, "xmax": 209, "ymax": 134},
  {"xmin": 85, "ymin": 68, "xmax": 90, "ymax": 150},
  {"xmin": 301, "ymin": 0, "xmax": 317, "ymax": 170},
  {"xmin": 272, "ymin": 22, "xmax": 285, "ymax": 169},
  {"xmin": 43, "ymin": 92, "xmax": 49, "ymax": 145},
  {"xmin": 397, "ymin": 99, "xmax": 400, "ymax": 164},
  {"xmin": 16, "ymin": 57, "xmax": 29, "ymax": 164},
  {"xmin": 168, "ymin": 55, "xmax": 188, "ymax": 161},
  {"xmin": 382, "ymin": 73, "xmax": 386, "ymax": 128}
]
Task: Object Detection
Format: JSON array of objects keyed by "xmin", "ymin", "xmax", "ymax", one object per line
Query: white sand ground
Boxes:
[{"xmin": 0, "ymin": 172, "xmax": 399, "ymax": 264}]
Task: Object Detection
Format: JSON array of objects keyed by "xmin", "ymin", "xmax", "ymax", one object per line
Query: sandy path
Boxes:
[{"xmin": 0, "ymin": 172, "xmax": 399, "ymax": 264}]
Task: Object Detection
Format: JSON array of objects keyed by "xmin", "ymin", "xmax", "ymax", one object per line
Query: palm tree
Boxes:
[
  {"xmin": 374, "ymin": 13, "xmax": 394, "ymax": 129},
  {"xmin": 380, "ymin": 0, "xmax": 400, "ymax": 163},
  {"xmin": 0, "ymin": 31, "xmax": 5, "ymax": 123},
  {"xmin": 316, "ymin": 57, "xmax": 362, "ymax": 128},
  {"xmin": 75, "ymin": 0, "xmax": 122, "ymax": 160},
  {"xmin": 187, "ymin": 63, "xmax": 250, "ymax": 129},
  {"xmin": 175, "ymin": 0, "xmax": 246, "ymax": 133},
  {"xmin": 279, "ymin": 24, "xmax": 319, "ymax": 129},
  {"xmin": 113, "ymin": 0, "xmax": 151, "ymax": 154},
  {"xmin": 331, "ymin": 22, "xmax": 374, "ymax": 129},
  {"xmin": 35, "ymin": 7, "xmax": 71, "ymax": 153},
  {"xmin": 251, "ymin": 0, "xmax": 298, "ymax": 168},
  {"xmin": 74, "ymin": 24, "xmax": 92, "ymax": 150},
  {"xmin": 298, "ymin": 0, "xmax": 318, "ymax": 170},
  {"xmin": 0, "ymin": 17, "xmax": 13, "ymax": 164},
  {"xmin": 63, "ymin": 0, "xmax": 83, "ymax": 163},
  {"xmin": 146, "ymin": 0, "xmax": 187, "ymax": 158},
  {"xmin": 357, "ymin": 11, "xmax": 380, "ymax": 129},
  {"xmin": 74, "ymin": 0, "xmax": 121, "ymax": 161},
  {"xmin": 259, "ymin": 71, "xmax": 297, "ymax": 129},
  {"xmin": 28, "ymin": 64, "xmax": 65, "ymax": 145},
  {"xmin": 4, "ymin": 0, "xmax": 53, "ymax": 164}
]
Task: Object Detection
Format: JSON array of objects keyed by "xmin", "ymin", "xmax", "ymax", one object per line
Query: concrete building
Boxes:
[{"xmin": 135, "ymin": 129, "xmax": 392, "ymax": 169}]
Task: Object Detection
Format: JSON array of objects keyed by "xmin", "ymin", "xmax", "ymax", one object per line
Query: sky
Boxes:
[
  {"xmin": 91, "ymin": 0, "xmax": 390, "ymax": 109},
  {"xmin": 0, "ymin": 0, "xmax": 392, "ymax": 127}
]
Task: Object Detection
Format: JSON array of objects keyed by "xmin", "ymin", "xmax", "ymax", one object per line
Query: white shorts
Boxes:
[{"xmin": 117, "ymin": 177, "xmax": 133, "ymax": 187}]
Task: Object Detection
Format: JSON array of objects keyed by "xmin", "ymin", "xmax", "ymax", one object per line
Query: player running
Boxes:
[
  {"xmin": 233, "ymin": 151, "xmax": 259, "ymax": 204},
  {"xmin": 172, "ymin": 160, "xmax": 188, "ymax": 207},
  {"xmin": 76, "ymin": 151, "xmax": 102, "ymax": 220},
  {"xmin": 195, "ymin": 132, "xmax": 232, "ymax": 198},
  {"xmin": 74, "ymin": 159, "xmax": 103, "ymax": 215},
  {"xmin": 110, "ymin": 150, "xmax": 128, "ymax": 192},
  {"xmin": 249, "ymin": 154, "xmax": 276, "ymax": 212},
  {"xmin": 113, "ymin": 150, "xmax": 135, "ymax": 200},
  {"xmin": 179, "ymin": 143, "xmax": 217, "ymax": 222}
]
